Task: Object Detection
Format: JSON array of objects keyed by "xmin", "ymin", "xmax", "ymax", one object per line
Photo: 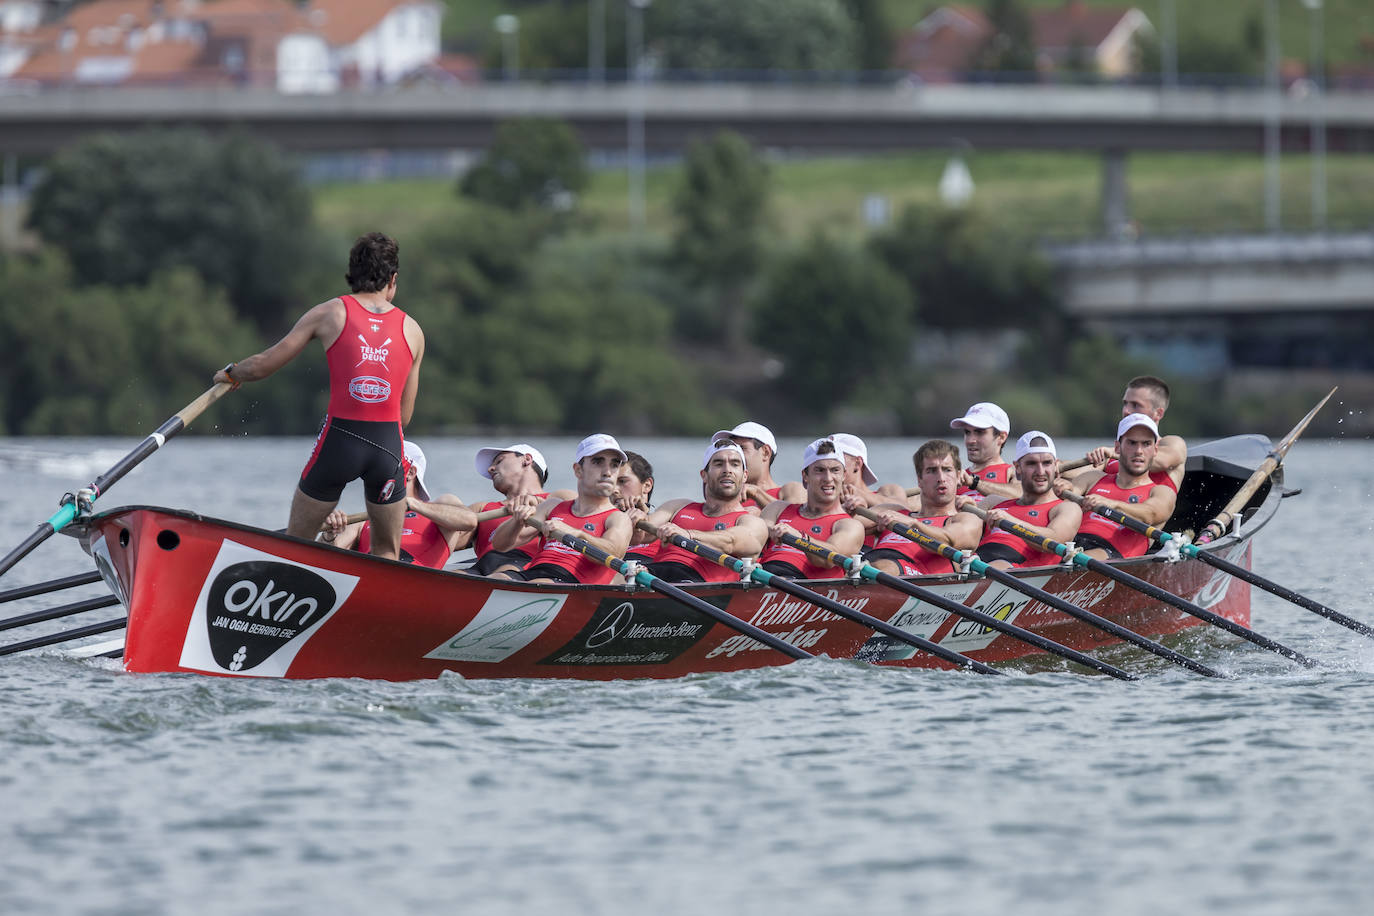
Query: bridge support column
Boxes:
[{"xmin": 1101, "ymin": 148, "xmax": 1131, "ymax": 239}]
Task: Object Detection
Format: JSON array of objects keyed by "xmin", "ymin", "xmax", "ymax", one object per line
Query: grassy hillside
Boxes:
[{"xmin": 312, "ymin": 149, "xmax": 1374, "ymax": 246}]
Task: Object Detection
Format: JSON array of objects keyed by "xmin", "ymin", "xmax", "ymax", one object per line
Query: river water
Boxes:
[{"xmin": 2, "ymin": 433, "xmax": 1373, "ymax": 915}]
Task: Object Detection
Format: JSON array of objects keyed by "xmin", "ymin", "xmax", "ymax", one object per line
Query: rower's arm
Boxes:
[
  {"xmin": 489, "ymin": 497, "xmax": 552, "ymax": 552},
  {"xmin": 689, "ymin": 514, "xmax": 770, "ymax": 559},
  {"xmin": 1087, "ymin": 485, "xmax": 1177, "ymax": 528}
]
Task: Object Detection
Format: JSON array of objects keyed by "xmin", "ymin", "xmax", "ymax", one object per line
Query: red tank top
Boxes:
[
  {"xmin": 1076, "ymin": 476, "xmax": 1156, "ymax": 557},
  {"xmin": 325, "ymin": 295, "xmax": 414, "ymax": 422},
  {"xmin": 358, "ymin": 511, "xmax": 451, "ymax": 569},
  {"xmin": 957, "ymin": 461, "xmax": 1013, "ymax": 497},
  {"xmin": 1103, "ymin": 459, "xmax": 1178, "ymax": 493},
  {"xmin": 474, "ymin": 495, "xmax": 548, "ymax": 559},
  {"xmin": 873, "ymin": 513, "xmax": 957, "ymax": 575},
  {"xmin": 759, "ymin": 505, "xmax": 852, "ymax": 580},
  {"xmin": 528, "ymin": 501, "xmax": 620, "ymax": 585},
  {"xmin": 741, "ymin": 486, "xmax": 782, "ymax": 510},
  {"xmin": 979, "ymin": 498, "xmax": 1065, "ymax": 567},
  {"xmin": 652, "ymin": 502, "xmax": 756, "ymax": 582}
]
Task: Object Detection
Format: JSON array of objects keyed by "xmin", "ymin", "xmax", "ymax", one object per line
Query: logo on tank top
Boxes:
[
  {"xmin": 583, "ymin": 523, "xmax": 595, "ymax": 531},
  {"xmin": 810, "ymin": 525, "xmax": 823, "ymax": 534},
  {"xmin": 714, "ymin": 522, "xmax": 726, "ymax": 530},
  {"xmin": 348, "ymin": 376, "xmax": 391, "ymax": 402},
  {"xmin": 1028, "ymin": 510, "xmax": 1039, "ymax": 518},
  {"xmin": 1128, "ymin": 495, "xmax": 1140, "ymax": 503},
  {"xmin": 356, "ymin": 334, "xmax": 391, "ymax": 371}
]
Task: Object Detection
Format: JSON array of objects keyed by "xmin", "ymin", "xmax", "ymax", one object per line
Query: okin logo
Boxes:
[{"xmin": 204, "ymin": 561, "xmax": 337, "ymax": 672}]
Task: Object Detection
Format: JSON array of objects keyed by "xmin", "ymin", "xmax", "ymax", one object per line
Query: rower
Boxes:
[
  {"xmin": 831, "ymin": 432, "xmax": 905, "ymax": 545},
  {"xmin": 617, "ymin": 451, "xmax": 662, "ymax": 565},
  {"xmin": 319, "ymin": 441, "xmax": 466, "ymax": 569},
  {"xmin": 412, "ymin": 443, "xmax": 571, "ymax": 575},
  {"xmin": 757, "ymin": 437, "xmax": 866, "ymax": 580},
  {"xmin": 865, "ymin": 439, "xmax": 982, "ymax": 577},
  {"xmin": 1054, "ymin": 413, "xmax": 1177, "ymax": 561},
  {"xmin": 1064, "ymin": 375, "xmax": 1187, "ymax": 493},
  {"xmin": 711, "ymin": 421, "xmax": 801, "ymax": 507},
  {"xmin": 489, "ymin": 434, "xmax": 633, "ymax": 585},
  {"xmin": 948, "ymin": 401, "xmax": 1018, "ymax": 504},
  {"xmin": 639, "ymin": 440, "xmax": 769, "ymax": 583},
  {"xmin": 973, "ymin": 431, "xmax": 1083, "ymax": 570}
]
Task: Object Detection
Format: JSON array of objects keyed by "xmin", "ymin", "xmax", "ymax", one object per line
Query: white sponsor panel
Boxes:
[
  {"xmin": 426, "ymin": 592, "xmax": 565, "ymax": 663},
  {"xmin": 178, "ymin": 539, "xmax": 358, "ymax": 677}
]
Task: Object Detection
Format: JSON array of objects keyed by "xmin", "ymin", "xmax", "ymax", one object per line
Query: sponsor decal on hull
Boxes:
[
  {"xmin": 539, "ymin": 595, "xmax": 714, "ymax": 666},
  {"xmin": 426, "ymin": 592, "xmax": 565, "ymax": 663},
  {"xmin": 178, "ymin": 540, "xmax": 359, "ymax": 677},
  {"xmin": 856, "ymin": 575, "xmax": 1056, "ymax": 661}
]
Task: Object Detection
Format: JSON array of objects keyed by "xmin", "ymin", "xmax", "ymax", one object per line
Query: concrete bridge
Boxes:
[{"xmin": 2, "ymin": 81, "xmax": 1371, "ymax": 155}]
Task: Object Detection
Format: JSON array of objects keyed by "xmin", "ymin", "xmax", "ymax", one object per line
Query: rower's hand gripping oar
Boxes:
[
  {"xmin": 1197, "ymin": 387, "xmax": 1335, "ymax": 545},
  {"xmin": 964, "ymin": 503, "xmax": 1317, "ymax": 668},
  {"xmin": 1059, "ymin": 488, "xmax": 1374, "ymax": 640},
  {"xmin": 525, "ymin": 518, "xmax": 812, "ymax": 661},
  {"xmin": 848, "ymin": 506, "xmax": 1220, "ymax": 677},
  {"xmin": 0, "ymin": 381, "xmax": 236, "ymax": 579},
  {"xmin": 326, "ymin": 505, "xmax": 510, "ymax": 531},
  {"xmin": 637, "ymin": 521, "xmax": 1000, "ymax": 675}
]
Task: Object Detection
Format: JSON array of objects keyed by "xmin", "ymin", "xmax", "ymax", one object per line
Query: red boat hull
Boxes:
[{"xmin": 84, "ymin": 506, "xmax": 1254, "ymax": 681}]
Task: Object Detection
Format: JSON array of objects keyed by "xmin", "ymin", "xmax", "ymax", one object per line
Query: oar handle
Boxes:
[
  {"xmin": 902, "ymin": 457, "xmax": 1094, "ymax": 497},
  {"xmin": 1055, "ymin": 489, "xmax": 1173, "ymax": 544},
  {"xmin": 329, "ymin": 505, "xmax": 510, "ymax": 530}
]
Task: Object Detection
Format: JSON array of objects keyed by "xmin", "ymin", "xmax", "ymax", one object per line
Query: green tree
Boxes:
[
  {"xmin": 868, "ymin": 204, "xmax": 1057, "ymax": 334},
  {"xmin": 25, "ymin": 128, "xmax": 318, "ymax": 332},
  {"xmin": 670, "ymin": 130, "xmax": 771, "ymax": 351},
  {"xmin": 976, "ymin": 0, "xmax": 1036, "ymax": 75},
  {"xmin": 838, "ymin": 0, "xmax": 894, "ymax": 73},
  {"xmin": 752, "ymin": 232, "xmax": 913, "ymax": 407},
  {"xmin": 459, "ymin": 118, "xmax": 589, "ymax": 213},
  {"xmin": 656, "ymin": 0, "xmax": 860, "ymax": 73}
]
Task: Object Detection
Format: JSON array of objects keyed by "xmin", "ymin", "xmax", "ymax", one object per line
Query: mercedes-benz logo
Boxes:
[{"xmin": 586, "ymin": 602, "xmax": 635, "ymax": 649}]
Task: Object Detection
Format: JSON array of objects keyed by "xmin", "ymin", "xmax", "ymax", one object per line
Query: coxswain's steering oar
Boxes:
[
  {"xmin": 0, "ymin": 617, "xmax": 127, "ymax": 657},
  {"xmin": 0, "ymin": 382, "xmax": 235, "ymax": 579},
  {"xmin": 1058, "ymin": 488, "xmax": 1374, "ymax": 640},
  {"xmin": 1197, "ymin": 387, "xmax": 1336, "ymax": 545},
  {"xmin": 847, "ymin": 506, "xmax": 1219, "ymax": 677},
  {"xmin": 637, "ymin": 521, "xmax": 1000, "ymax": 675},
  {"xmin": 963, "ymin": 504, "xmax": 1317, "ymax": 668},
  {"xmin": 526, "ymin": 519, "xmax": 812, "ymax": 661}
]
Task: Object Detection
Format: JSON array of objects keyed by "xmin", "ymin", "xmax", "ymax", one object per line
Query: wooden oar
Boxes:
[
  {"xmin": 904, "ymin": 457, "xmax": 1092, "ymax": 498},
  {"xmin": 525, "ymin": 518, "xmax": 812, "ymax": 661},
  {"xmin": 0, "ymin": 617, "xmax": 127, "ymax": 657},
  {"xmin": 0, "ymin": 570, "xmax": 103, "ymax": 605},
  {"xmin": 324, "ymin": 505, "xmax": 510, "ymax": 532},
  {"xmin": 638, "ymin": 521, "xmax": 1000, "ymax": 675},
  {"xmin": 1196, "ymin": 387, "xmax": 1336, "ymax": 544},
  {"xmin": 0, "ymin": 382, "xmax": 235, "ymax": 579},
  {"xmin": 964, "ymin": 503, "xmax": 1317, "ymax": 668},
  {"xmin": 1059, "ymin": 488, "xmax": 1374, "ymax": 640},
  {"xmin": 0, "ymin": 594, "xmax": 121, "ymax": 634},
  {"xmin": 848, "ymin": 506, "xmax": 1221, "ymax": 677}
]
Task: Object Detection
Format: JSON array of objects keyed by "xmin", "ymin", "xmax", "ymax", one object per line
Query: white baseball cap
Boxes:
[
  {"xmin": 829, "ymin": 432, "xmax": 878, "ymax": 486},
  {"xmin": 1014, "ymin": 430, "xmax": 1058, "ymax": 461},
  {"xmin": 1117, "ymin": 412, "xmax": 1160, "ymax": 440},
  {"xmin": 950, "ymin": 402, "xmax": 1011, "ymax": 433},
  {"xmin": 403, "ymin": 440, "xmax": 432, "ymax": 502},
  {"xmin": 711, "ymin": 421, "xmax": 778, "ymax": 456},
  {"xmin": 702, "ymin": 439, "xmax": 747, "ymax": 470},
  {"xmin": 574, "ymin": 433, "xmax": 627, "ymax": 463},
  {"xmin": 801, "ymin": 436, "xmax": 850, "ymax": 471},
  {"xmin": 474, "ymin": 443, "xmax": 549, "ymax": 481}
]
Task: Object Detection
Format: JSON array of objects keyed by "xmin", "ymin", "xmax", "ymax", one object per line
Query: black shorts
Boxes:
[
  {"xmin": 507, "ymin": 563, "xmax": 580, "ymax": 585},
  {"xmin": 1074, "ymin": 533, "xmax": 1124, "ymax": 560},
  {"xmin": 644, "ymin": 561, "xmax": 706, "ymax": 584},
  {"xmin": 864, "ymin": 548, "xmax": 916, "ymax": 567},
  {"xmin": 976, "ymin": 542, "xmax": 1027, "ymax": 565},
  {"xmin": 299, "ymin": 416, "xmax": 405, "ymax": 505},
  {"xmin": 761, "ymin": 560, "xmax": 805, "ymax": 579},
  {"xmin": 472, "ymin": 548, "xmax": 535, "ymax": 576}
]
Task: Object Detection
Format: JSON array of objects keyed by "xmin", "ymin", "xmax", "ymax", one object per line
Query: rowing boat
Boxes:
[{"xmin": 71, "ymin": 435, "xmax": 1285, "ymax": 680}]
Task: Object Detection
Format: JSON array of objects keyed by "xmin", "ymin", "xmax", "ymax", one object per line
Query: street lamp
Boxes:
[
  {"xmin": 1301, "ymin": 0, "xmax": 1327, "ymax": 230},
  {"xmin": 627, "ymin": 0, "xmax": 651, "ymax": 230},
  {"xmin": 494, "ymin": 14, "xmax": 520, "ymax": 82},
  {"xmin": 589, "ymin": 0, "xmax": 605, "ymax": 84},
  {"xmin": 1263, "ymin": 0, "xmax": 1280, "ymax": 233}
]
